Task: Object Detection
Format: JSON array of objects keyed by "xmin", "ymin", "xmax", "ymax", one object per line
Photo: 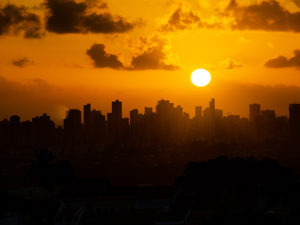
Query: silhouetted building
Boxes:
[
  {"xmin": 112, "ymin": 100, "xmax": 122, "ymax": 123},
  {"xmin": 195, "ymin": 106, "xmax": 202, "ymax": 118},
  {"xmin": 108, "ymin": 100, "xmax": 126, "ymax": 145},
  {"xmin": 215, "ymin": 109, "xmax": 223, "ymax": 119},
  {"xmin": 145, "ymin": 107, "xmax": 153, "ymax": 116},
  {"xmin": 9, "ymin": 115, "xmax": 20, "ymax": 125},
  {"xmin": 261, "ymin": 109, "xmax": 275, "ymax": 121},
  {"xmin": 84, "ymin": 103, "xmax": 91, "ymax": 129},
  {"xmin": 32, "ymin": 113, "xmax": 56, "ymax": 146},
  {"xmin": 130, "ymin": 109, "xmax": 139, "ymax": 126},
  {"xmin": 289, "ymin": 103, "xmax": 300, "ymax": 139},
  {"xmin": 64, "ymin": 109, "xmax": 81, "ymax": 132},
  {"xmin": 249, "ymin": 103, "xmax": 261, "ymax": 123},
  {"xmin": 209, "ymin": 98, "xmax": 216, "ymax": 144}
]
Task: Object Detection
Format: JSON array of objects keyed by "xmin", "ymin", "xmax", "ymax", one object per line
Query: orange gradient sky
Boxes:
[{"xmin": 1, "ymin": 0, "xmax": 300, "ymax": 124}]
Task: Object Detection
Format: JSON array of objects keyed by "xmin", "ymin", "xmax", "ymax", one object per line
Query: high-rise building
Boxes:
[
  {"xmin": 144, "ymin": 107, "xmax": 153, "ymax": 116},
  {"xmin": 130, "ymin": 109, "xmax": 139, "ymax": 126},
  {"xmin": 112, "ymin": 100, "xmax": 122, "ymax": 122},
  {"xmin": 64, "ymin": 109, "xmax": 81, "ymax": 132},
  {"xmin": 156, "ymin": 100, "xmax": 174, "ymax": 118},
  {"xmin": 195, "ymin": 106, "xmax": 202, "ymax": 118},
  {"xmin": 9, "ymin": 115, "xmax": 20, "ymax": 125},
  {"xmin": 289, "ymin": 103, "xmax": 300, "ymax": 138},
  {"xmin": 209, "ymin": 98, "xmax": 215, "ymax": 113},
  {"xmin": 84, "ymin": 103, "xmax": 91, "ymax": 129},
  {"xmin": 261, "ymin": 109, "xmax": 276, "ymax": 122},
  {"xmin": 215, "ymin": 109, "xmax": 223, "ymax": 119},
  {"xmin": 208, "ymin": 98, "xmax": 216, "ymax": 144},
  {"xmin": 175, "ymin": 105, "xmax": 183, "ymax": 114},
  {"xmin": 249, "ymin": 103, "xmax": 261, "ymax": 122},
  {"xmin": 289, "ymin": 104, "xmax": 300, "ymax": 122}
]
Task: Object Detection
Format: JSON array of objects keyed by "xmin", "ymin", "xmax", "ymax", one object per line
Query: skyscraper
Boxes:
[
  {"xmin": 249, "ymin": 103, "xmax": 261, "ymax": 122},
  {"xmin": 130, "ymin": 109, "xmax": 139, "ymax": 126},
  {"xmin": 112, "ymin": 100, "xmax": 122, "ymax": 122},
  {"xmin": 195, "ymin": 106, "xmax": 202, "ymax": 118},
  {"xmin": 64, "ymin": 109, "xmax": 81, "ymax": 132},
  {"xmin": 209, "ymin": 98, "xmax": 215, "ymax": 113},
  {"xmin": 289, "ymin": 103, "xmax": 300, "ymax": 139},
  {"xmin": 208, "ymin": 98, "xmax": 216, "ymax": 144},
  {"xmin": 145, "ymin": 107, "xmax": 153, "ymax": 116},
  {"xmin": 84, "ymin": 103, "xmax": 91, "ymax": 129}
]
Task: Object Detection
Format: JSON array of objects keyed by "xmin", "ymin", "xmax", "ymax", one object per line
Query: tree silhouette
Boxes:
[{"xmin": 29, "ymin": 149, "xmax": 73, "ymax": 187}]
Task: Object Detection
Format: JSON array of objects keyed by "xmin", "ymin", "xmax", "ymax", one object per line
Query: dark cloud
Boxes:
[
  {"xmin": 265, "ymin": 50, "xmax": 300, "ymax": 68},
  {"xmin": 87, "ymin": 37, "xmax": 179, "ymax": 71},
  {"xmin": 130, "ymin": 46, "xmax": 179, "ymax": 70},
  {"xmin": 160, "ymin": 7, "xmax": 201, "ymax": 32},
  {"xmin": 129, "ymin": 36, "xmax": 180, "ymax": 70},
  {"xmin": 12, "ymin": 57, "xmax": 33, "ymax": 68},
  {"xmin": 86, "ymin": 43, "xmax": 124, "ymax": 69},
  {"xmin": 226, "ymin": 0, "xmax": 300, "ymax": 32},
  {"xmin": 45, "ymin": 0, "xmax": 134, "ymax": 34},
  {"xmin": 162, "ymin": 1, "xmax": 300, "ymax": 33},
  {"xmin": 0, "ymin": 4, "xmax": 43, "ymax": 38}
]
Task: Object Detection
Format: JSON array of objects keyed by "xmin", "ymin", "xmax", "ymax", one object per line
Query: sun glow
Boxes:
[{"xmin": 191, "ymin": 69, "xmax": 211, "ymax": 87}]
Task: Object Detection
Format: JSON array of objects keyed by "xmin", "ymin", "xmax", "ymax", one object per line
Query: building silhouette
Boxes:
[
  {"xmin": 289, "ymin": 103, "xmax": 300, "ymax": 139},
  {"xmin": 112, "ymin": 100, "xmax": 122, "ymax": 123},
  {"xmin": 195, "ymin": 106, "xmax": 202, "ymax": 119},
  {"xmin": 64, "ymin": 109, "xmax": 81, "ymax": 132},
  {"xmin": 84, "ymin": 103, "xmax": 91, "ymax": 130},
  {"xmin": 249, "ymin": 103, "xmax": 261, "ymax": 123}
]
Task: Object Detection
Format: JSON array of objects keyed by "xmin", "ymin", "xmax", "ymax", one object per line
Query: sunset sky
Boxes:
[{"xmin": 1, "ymin": 0, "xmax": 300, "ymax": 124}]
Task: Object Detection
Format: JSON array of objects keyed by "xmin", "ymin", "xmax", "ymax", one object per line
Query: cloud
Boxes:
[
  {"xmin": 45, "ymin": 0, "xmax": 134, "ymax": 34},
  {"xmin": 159, "ymin": 3, "xmax": 224, "ymax": 32},
  {"xmin": 220, "ymin": 58, "xmax": 243, "ymax": 70},
  {"xmin": 265, "ymin": 50, "xmax": 300, "ymax": 68},
  {"xmin": 292, "ymin": 0, "xmax": 300, "ymax": 7},
  {"xmin": 12, "ymin": 57, "xmax": 33, "ymax": 68},
  {"xmin": 0, "ymin": 4, "xmax": 43, "ymax": 38},
  {"xmin": 87, "ymin": 36, "xmax": 180, "ymax": 71},
  {"xmin": 161, "ymin": 0, "xmax": 300, "ymax": 33},
  {"xmin": 129, "ymin": 36, "xmax": 180, "ymax": 70},
  {"xmin": 160, "ymin": 7, "xmax": 201, "ymax": 32},
  {"xmin": 86, "ymin": 43, "xmax": 124, "ymax": 69},
  {"xmin": 226, "ymin": 0, "xmax": 300, "ymax": 32}
]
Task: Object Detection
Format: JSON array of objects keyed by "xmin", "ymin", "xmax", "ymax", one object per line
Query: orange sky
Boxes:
[{"xmin": 1, "ymin": 0, "xmax": 300, "ymax": 124}]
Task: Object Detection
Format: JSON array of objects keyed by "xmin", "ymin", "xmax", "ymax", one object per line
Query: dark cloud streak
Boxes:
[
  {"xmin": 0, "ymin": 4, "xmax": 43, "ymax": 38},
  {"xmin": 162, "ymin": 0, "xmax": 300, "ymax": 33},
  {"xmin": 265, "ymin": 50, "xmax": 300, "ymax": 68},
  {"xmin": 45, "ymin": 0, "xmax": 134, "ymax": 34},
  {"xmin": 226, "ymin": 0, "xmax": 300, "ymax": 32},
  {"xmin": 129, "ymin": 46, "xmax": 179, "ymax": 70},
  {"xmin": 12, "ymin": 57, "xmax": 33, "ymax": 68}
]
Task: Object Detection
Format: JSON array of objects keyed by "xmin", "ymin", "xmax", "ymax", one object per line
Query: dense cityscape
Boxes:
[{"xmin": 1, "ymin": 98, "xmax": 300, "ymax": 151}]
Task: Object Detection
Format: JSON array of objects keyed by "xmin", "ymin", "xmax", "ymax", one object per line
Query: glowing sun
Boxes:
[{"xmin": 191, "ymin": 69, "xmax": 211, "ymax": 87}]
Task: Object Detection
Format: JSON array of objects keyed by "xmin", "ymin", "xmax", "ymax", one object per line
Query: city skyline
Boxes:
[
  {"xmin": 1, "ymin": 98, "xmax": 298, "ymax": 149},
  {"xmin": 1, "ymin": 98, "xmax": 297, "ymax": 126}
]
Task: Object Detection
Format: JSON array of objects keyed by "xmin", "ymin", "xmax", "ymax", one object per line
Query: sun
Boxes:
[{"xmin": 191, "ymin": 69, "xmax": 211, "ymax": 87}]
